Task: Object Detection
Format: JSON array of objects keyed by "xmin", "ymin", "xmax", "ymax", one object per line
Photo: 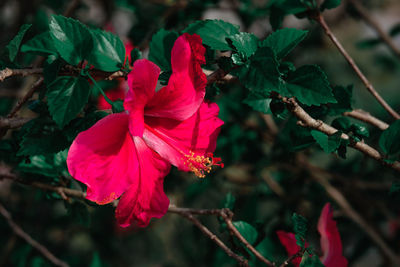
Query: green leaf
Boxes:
[
  {"xmin": 17, "ymin": 119, "xmax": 69, "ymax": 156},
  {"xmin": 111, "ymin": 100, "xmax": 125, "ymax": 113},
  {"xmin": 18, "ymin": 155, "xmax": 60, "ymax": 177},
  {"xmin": 232, "ymin": 221, "xmax": 258, "ymax": 245},
  {"xmin": 6, "ymin": 24, "xmax": 32, "ymax": 62},
  {"xmin": 228, "ymin": 32, "xmax": 259, "ymax": 61},
  {"xmin": 299, "ymin": 251, "xmax": 325, "ymax": 267},
  {"xmin": 356, "ymin": 38, "xmax": 381, "ymax": 49},
  {"xmin": 292, "ymin": 213, "xmax": 307, "ymax": 248},
  {"xmin": 331, "ymin": 117, "xmax": 352, "ymax": 132},
  {"xmin": 63, "ymin": 111, "xmax": 107, "ymax": 141},
  {"xmin": 269, "ymin": 0, "xmax": 308, "ymax": 15},
  {"xmin": 88, "ymin": 29, "xmax": 125, "ymax": 71},
  {"xmin": 389, "ymin": 23, "xmax": 400, "ymax": 37},
  {"xmin": 223, "ymin": 192, "xmax": 236, "ymax": 210},
  {"xmin": 379, "ymin": 120, "xmax": 400, "ymax": 155},
  {"xmin": 351, "ymin": 123, "xmax": 369, "ymax": 138},
  {"xmin": 46, "ymin": 76, "xmax": 91, "ymax": 128},
  {"xmin": 49, "ymin": 15, "xmax": 93, "ymax": 65},
  {"xmin": 311, "ymin": 130, "xmax": 341, "ymax": 153},
  {"xmin": 232, "ymin": 46, "xmax": 283, "ymax": 94},
  {"xmin": 184, "ymin": 19, "xmax": 240, "ymax": 50},
  {"xmin": 43, "ymin": 56, "xmax": 62, "ymax": 85},
  {"xmin": 148, "ymin": 29, "xmax": 178, "ymax": 72},
  {"xmin": 328, "ymin": 85, "xmax": 353, "ymax": 115},
  {"xmin": 261, "ymin": 28, "xmax": 308, "ymax": 59},
  {"xmin": 255, "ymin": 237, "xmax": 281, "ymax": 262},
  {"xmin": 321, "ymin": 0, "xmax": 341, "ymax": 11},
  {"xmin": 89, "ymin": 252, "xmax": 103, "ymax": 267},
  {"xmin": 21, "ymin": 32, "xmax": 57, "ymax": 55},
  {"xmin": 243, "ymin": 91, "xmax": 272, "ymax": 114},
  {"xmin": 286, "ymin": 65, "xmax": 336, "ymax": 106}
]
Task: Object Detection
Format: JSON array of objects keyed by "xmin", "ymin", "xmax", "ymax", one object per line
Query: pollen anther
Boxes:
[{"xmin": 183, "ymin": 151, "xmax": 223, "ymax": 178}]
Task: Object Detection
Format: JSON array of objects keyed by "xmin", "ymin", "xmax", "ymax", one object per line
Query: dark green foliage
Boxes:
[
  {"xmin": 285, "ymin": 65, "xmax": 336, "ymax": 106},
  {"xmin": 229, "ymin": 32, "xmax": 259, "ymax": 64},
  {"xmin": 21, "ymin": 32, "xmax": 58, "ymax": 55},
  {"xmin": 46, "ymin": 76, "xmax": 91, "ymax": 128},
  {"xmin": 5, "ymin": 24, "xmax": 32, "ymax": 62},
  {"xmin": 223, "ymin": 192, "xmax": 236, "ymax": 210},
  {"xmin": 379, "ymin": 120, "xmax": 400, "ymax": 156},
  {"xmin": 184, "ymin": 19, "xmax": 240, "ymax": 50},
  {"xmin": 300, "ymin": 251, "xmax": 325, "ymax": 267},
  {"xmin": 243, "ymin": 93, "xmax": 272, "ymax": 114},
  {"xmin": 232, "ymin": 221, "xmax": 258, "ymax": 245},
  {"xmin": 17, "ymin": 118, "xmax": 69, "ymax": 156},
  {"xmin": 328, "ymin": 85, "xmax": 353, "ymax": 115},
  {"xmin": 233, "ymin": 47, "xmax": 282, "ymax": 93},
  {"xmin": 311, "ymin": 130, "xmax": 341, "ymax": 153},
  {"xmin": 148, "ymin": 29, "xmax": 178, "ymax": 72},
  {"xmin": 292, "ymin": 213, "xmax": 307, "ymax": 248},
  {"xmin": 49, "ymin": 15, "xmax": 93, "ymax": 65},
  {"xmin": 261, "ymin": 28, "xmax": 308, "ymax": 59},
  {"xmin": 320, "ymin": 0, "xmax": 341, "ymax": 11},
  {"xmin": 88, "ymin": 29, "xmax": 125, "ymax": 71}
]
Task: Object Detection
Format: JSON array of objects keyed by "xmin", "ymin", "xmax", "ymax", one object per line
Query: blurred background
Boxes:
[{"xmin": 1, "ymin": 0, "xmax": 400, "ymax": 266}]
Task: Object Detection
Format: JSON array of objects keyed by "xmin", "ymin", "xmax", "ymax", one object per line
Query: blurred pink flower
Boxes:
[
  {"xmin": 67, "ymin": 33, "xmax": 223, "ymax": 227},
  {"xmin": 277, "ymin": 203, "xmax": 348, "ymax": 267}
]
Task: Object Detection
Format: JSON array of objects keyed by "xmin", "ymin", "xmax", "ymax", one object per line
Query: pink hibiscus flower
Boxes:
[
  {"xmin": 67, "ymin": 33, "xmax": 224, "ymax": 227},
  {"xmin": 277, "ymin": 203, "xmax": 348, "ymax": 267}
]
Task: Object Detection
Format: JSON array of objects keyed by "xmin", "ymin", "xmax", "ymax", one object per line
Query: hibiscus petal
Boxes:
[
  {"xmin": 276, "ymin": 231, "xmax": 302, "ymax": 267},
  {"xmin": 115, "ymin": 136, "xmax": 171, "ymax": 227},
  {"xmin": 318, "ymin": 203, "xmax": 348, "ymax": 267},
  {"xmin": 145, "ymin": 33, "xmax": 207, "ymax": 121},
  {"xmin": 124, "ymin": 59, "xmax": 160, "ymax": 136},
  {"xmin": 67, "ymin": 113, "xmax": 137, "ymax": 204},
  {"xmin": 143, "ymin": 102, "xmax": 223, "ymax": 173}
]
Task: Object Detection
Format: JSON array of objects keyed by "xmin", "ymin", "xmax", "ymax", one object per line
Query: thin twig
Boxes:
[
  {"xmin": 7, "ymin": 77, "xmax": 44, "ymax": 118},
  {"xmin": 347, "ymin": 0, "xmax": 400, "ymax": 58},
  {"xmin": 313, "ymin": 14, "xmax": 400, "ymax": 120},
  {"xmin": 169, "ymin": 206, "xmax": 275, "ymax": 267},
  {"xmin": 0, "ymin": 202, "xmax": 70, "ymax": 267},
  {"xmin": 297, "ymin": 156, "xmax": 400, "ymax": 265},
  {"xmin": 0, "ymin": 172, "xmax": 86, "ymax": 199},
  {"xmin": 174, "ymin": 210, "xmax": 249, "ymax": 266},
  {"xmin": 344, "ymin": 109, "xmax": 389, "ymax": 130},
  {"xmin": 0, "ymin": 117, "xmax": 31, "ymax": 130},
  {"xmin": 282, "ymin": 97, "xmax": 400, "ymax": 172},
  {"xmin": 0, "ymin": 67, "xmax": 126, "ymax": 83},
  {"xmin": 279, "ymin": 248, "xmax": 305, "ymax": 267},
  {"xmin": 223, "ymin": 217, "xmax": 275, "ymax": 266},
  {"xmin": 0, "ymin": 68, "xmax": 44, "ymax": 82}
]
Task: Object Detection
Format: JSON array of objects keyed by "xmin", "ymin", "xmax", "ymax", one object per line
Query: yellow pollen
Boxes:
[{"xmin": 183, "ymin": 151, "xmax": 213, "ymax": 178}]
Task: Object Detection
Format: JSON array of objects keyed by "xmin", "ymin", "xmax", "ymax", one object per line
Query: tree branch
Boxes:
[
  {"xmin": 169, "ymin": 206, "xmax": 275, "ymax": 266},
  {"xmin": 282, "ymin": 97, "xmax": 400, "ymax": 172},
  {"xmin": 347, "ymin": 0, "xmax": 400, "ymax": 59},
  {"xmin": 344, "ymin": 109, "xmax": 389, "ymax": 130},
  {"xmin": 7, "ymin": 77, "xmax": 44, "ymax": 118},
  {"xmin": 0, "ymin": 202, "xmax": 70, "ymax": 267},
  {"xmin": 2, "ymin": 172, "xmax": 274, "ymax": 266},
  {"xmin": 171, "ymin": 209, "xmax": 249, "ymax": 266},
  {"xmin": 313, "ymin": 14, "xmax": 400, "ymax": 120}
]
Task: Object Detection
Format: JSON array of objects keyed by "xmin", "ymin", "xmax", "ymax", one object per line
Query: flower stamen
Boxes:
[{"xmin": 183, "ymin": 151, "xmax": 223, "ymax": 178}]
